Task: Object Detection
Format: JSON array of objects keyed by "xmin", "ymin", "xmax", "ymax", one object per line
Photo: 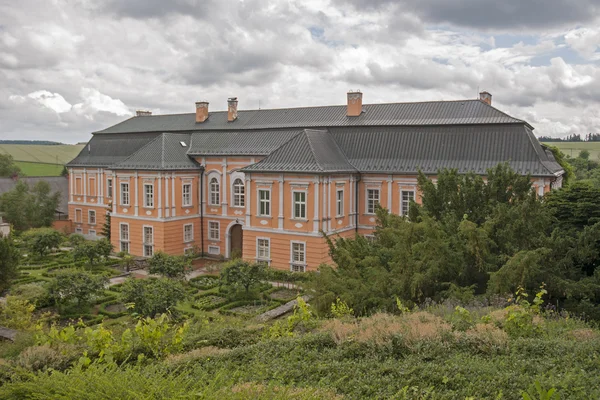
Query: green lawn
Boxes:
[
  {"xmin": 14, "ymin": 161, "xmax": 64, "ymax": 177},
  {"xmin": 0, "ymin": 144, "xmax": 84, "ymax": 164},
  {"xmin": 543, "ymin": 141, "xmax": 600, "ymax": 160}
]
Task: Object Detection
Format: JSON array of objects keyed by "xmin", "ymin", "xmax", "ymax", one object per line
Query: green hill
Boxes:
[
  {"xmin": 0, "ymin": 144, "xmax": 85, "ymax": 176},
  {"xmin": 542, "ymin": 141, "xmax": 600, "ymax": 160}
]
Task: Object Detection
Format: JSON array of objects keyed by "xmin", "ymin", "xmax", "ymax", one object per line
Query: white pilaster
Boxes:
[
  {"xmin": 83, "ymin": 168, "xmax": 87, "ymax": 203},
  {"xmin": 112, "ymin": 172, "xmax": 117, "ymax": 214},
  {"xmin": 222, "ymin": 158, "xmax": 228, "ymax": 216},
  {"xmin": 278, "ymin": 174, "xmax": 284, "ymax": 230},
  {"xmin": 165, "ymin": 175, "xmax": 170, "ymax": 218},
  {"xmin": 387, "ymin": 175, "xmax": 393, "ymax": 210},
  {"xmin": 69, "ymin": 169, "xmax": 74, "ymax": 202},
  {"xmin": 171, "ymin": 173, "xmax": 176, "ymax": 217},
  {"xmin": 313, "ymin": 178, "xmax": 320, "ymax": 232},
  {"xmin": 321, "ymin": 177, "xmax": 327, "ymax": 231},
  {"xmin": 134, "ymin": 171, "xmax": 139, "ymax": 216},
  {"xmin": 245, "ymin": 175, "xmax": 251, "ymax": 226},
  {"xmin": 158, "ymin": 172, "xmax": 162, "ymax": 219},
  {"xmin": 327, "ymin": 177, "xmax": 332, "ymax": 232}
]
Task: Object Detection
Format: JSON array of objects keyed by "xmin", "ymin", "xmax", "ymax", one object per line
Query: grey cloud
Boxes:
[
  {"xmin": 99, "ymin": 0, "xmax": 216, "ymax": 19},
  {"xmin": 338, "ymin": 0, "xmax": 600, "ymax": 31}
]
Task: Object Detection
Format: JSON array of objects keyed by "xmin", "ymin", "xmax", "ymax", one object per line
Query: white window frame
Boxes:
[
  {"xmin": 143, "ymin": 225, "xmax": 154, "ymax": 257},
  {"xmin": 184, "ymin": 223, "xmax": 194, "ymax": 243},
  {"xmin": 75, "ymin": 208, "xmax": 82, "ymax": 223},
  {"xmin": 107, "ymin": 178, "xmax": 113, "ymax": 198},
  {"xmin": 292, "ymin": 190, "xmax": 307, "ymax": 220},
  {"xmin": 209, "ymin": 177, "xmax": 220, "ymax": 206},
  {"xmin": 232, "ymin": 178, "xmax": 245, "ymax": 208},
  {"xmin": 256, "ymin": 237, "xmax": 270, "ymax": 263},
  {"xmin": 75, "ymin": 227, "xmax": 83, "ymax": 234},
  {"xmin": 120, "ymin": 223, "xmax": 130, "ymax": 253},
  {"xmin": 366, "ymin": 188, "xmax": 380, "ymax": 214},
  {"xmin": 89, "ymin": 177, "xmax": 96, "ymax": 197},
  {"xmin": 75, "ymin": 177, "xmax": 82, "ymax": 195},
  {"xmin": 290, "ymin": 241, "xmax": 306, "ymax": 272},
  {"xmin": 120, "ymin": 182, "xmax": 130, "ymax": 206},
  {"xmin": 88, "ymin": 229, "xmax": 96, "ymax": 236},
  {"xmin": 336, "ymin": 189, "xmax": 344, "ymax": 217},
  {"xmin": 257, "ymin": 188, "xmax": 271, "ymax": 217},
  {"xmin": 144, "ymin": 183, "xmax": 154, "ymax": 208},
  {"xmin": 88, "ymin": 210, "xmax": 96, "ymax": 225},
  {"xmin": 182, "ymin": 183, "xmax": 192, "ymax": 207},
  {"xmin": 208, "ymin": 221, "xmax": 220, "ymax": 241},
  {"xmin": 208, "ymin": 245, "xmax": 220, "ymax": 255},
  {"xmin": 401, "ymin": 190, "xmax": 415, "ymax": 217}
]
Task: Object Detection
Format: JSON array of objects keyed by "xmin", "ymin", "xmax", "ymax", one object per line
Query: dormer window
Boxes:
[{"xmin": 180, "ymin": 141, "xmax": 187, "ymax": 147}]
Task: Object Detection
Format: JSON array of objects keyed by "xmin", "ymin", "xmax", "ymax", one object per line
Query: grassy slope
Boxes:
[
  {"xmin": 14, "ymin": 161, "xmax": 64, "ymax": 177},
  {"xmin": 0, "ymin": 144, "xmax": 84, "ymax": 164},
  {"xmin": 542, "ymin": 141, "xmax": 600, "ymax": 160}
]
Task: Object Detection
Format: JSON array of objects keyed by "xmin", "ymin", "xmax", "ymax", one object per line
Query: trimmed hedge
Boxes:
[
  {"xmin": 218, "ymin": 300, "xmax": 283, "ymax": 317},
  {"xmin": 98, "ymin": 300, "xmax": 128, "ymax": 318},
  {"xmin": 189, "ymin": 275, "xmax": 221, "ymax": 290},
  {"xmin": 190, "ymin": 293, "xmax": 229, "ymax": 311}
]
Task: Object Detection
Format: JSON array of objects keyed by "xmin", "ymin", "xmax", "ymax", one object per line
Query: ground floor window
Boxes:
[
  {"xmin": 184, "ymin": 224, "xmax": 193, "ymax": 242},
  {"xmin": 208, "ymin": 245, "xmax": 220, "ymax": 255},
  {"xmin": 121, "ymin": 241, "xmax": 129, "ymax": 253},
  {"xmin": 257, "ymin": 238, "xmax": 270, "ymax": 262},
  {"xmin": 88, "ymin": 229, "xmax": 96, "ymax": 236},
  {"xmin": 75, "ymin": 227, "xmax": 83, "ymax": 234},
  {"xmin": 208, "ymin": 221, "xmax": 220, "ymax": 240},
  {"xmin": 143, "ymin": 226, "xmax": 154, "ymax": 257},
  {"xmin": 401, "ymin": 190, "xmax": 415, "ymax": 216},
  {"xmin": 88, "ymin": 210, "xmax": 96, "ymax": 225},
  {"xmin": 290, "ymin": 241, "xmax": 306, "ymax": 272}
]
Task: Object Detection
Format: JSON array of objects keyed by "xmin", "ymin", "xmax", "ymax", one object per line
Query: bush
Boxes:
[
  {"xmin": 220, "ymin": 259, "xmax": 267, "ymax": 299},
  {"xmin": 120, "ymin": 278, "xmax": 187, "ymax": 317},
  {"xmin": 21, "ymin": 228, "xmax": 63, "ymax": 257},
  {"xmin": 148, "ymin": 252, "xmax": 190, "ymax": 279},
  {"xmin": 189, "ymin": 275, "xmax": 220, "ymax": 290},
  {"xmin": 0, "ymin": 296, "xmax": 36, "ymax": 330},
  {"xmin": 15, "ymin": 344, "xmax": 77, "ymax": 371},
  {"xmin": 73, "ymin": 239, "xmax": 113, "ymax": 266},
  {"xmin": 47, "ymin": 269, "xmax": 109, "ymax": 311},
  {"xmin": 10, "ymin": 283, "xmax": 48, "ymax": 307}
]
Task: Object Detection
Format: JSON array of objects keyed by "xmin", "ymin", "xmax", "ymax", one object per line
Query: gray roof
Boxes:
[
  {"xmin": 242, "ymin": 130, "xmax": 356, "ymax": 173},
  {"xmin": 95, "ymin": 100, "xmax": 526, "ymax": 134},
  {"xmin": 188, "ymin": 129, "xmax": 302, "ymax": 156},
  {"xmin": 67, "ymin": 133, "xmax": 160, "ymax": 167},
  {"xmin": 329, "ymin": 125, "xmax": 563, "ymax": 176},
  {"xmin": 113, "ymin": 133, "xmax": 199, "ymax": 170},
  {"xmin": 0, "ymin": 177, "xmax": 69, "ymax": 213}
]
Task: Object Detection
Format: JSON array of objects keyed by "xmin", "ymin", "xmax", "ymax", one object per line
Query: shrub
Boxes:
[
  {"xmin": 47, "ymin": 269, "xmax": 109, "ymax": 311},
  {"xmin": 148, "ymin": 252, "xmax": 190, "ymax": 279},
  {"xmin": 10, "ymin": 283, "xmax": 48, "ymax": 307},
  {"xmin": 220, "ymin": 259, "xmax": 267, "ymax": 299},
  {"xmin": 0, "ymin": 296, "xmax": 36, "ymax": 330},
  {"xmin": 73, "ymin": 239, "xmax": 113, "ymax": 266},
  {"xmin": 21, "ymin": 228, "xmax": 63, "ymax": 257},
  {"xmin": 15, "ymin": 344, "xmax": 77, "ymax": 371},
  {"xmin": 189, "ymin": 275, "xmax": 220, "ymax": 290},
  {"xmin": 120, "ymin": 278, "xmax": 187, "ymax": 317}
]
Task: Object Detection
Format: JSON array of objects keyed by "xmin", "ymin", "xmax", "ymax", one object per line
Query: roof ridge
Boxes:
[
  {"xmin": 303, "ymin": 129, "xmax": 326, "ymax": 172},
  {"xmin": 478, "ymin": 99, "xmax": 530, "ymax": 127},
  {"xmin": 113, "ymin": 134, "xmax": 163, "ymax": 167}
]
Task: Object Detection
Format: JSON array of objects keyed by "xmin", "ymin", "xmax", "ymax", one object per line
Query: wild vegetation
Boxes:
[{"xmin": 0, "ymin": 153, "xmax": 598, "ymax": 398}]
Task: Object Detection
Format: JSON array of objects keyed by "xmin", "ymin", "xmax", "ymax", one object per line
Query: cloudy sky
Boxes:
[{"xmin": 1, "ymin": 0, "xmax": 599, "ymax": 143}]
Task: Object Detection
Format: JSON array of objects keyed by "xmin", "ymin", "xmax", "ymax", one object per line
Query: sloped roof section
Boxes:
[
  {"xmin": 67, "ymin": 133, "xmax": 160, "ymax": 167},
  {"xmin": 329, "ymin": 124, "xmax": 563, "ymax": 176},
  {"xmin": 187, "ymin": 129, "xmax": 303, "ymax": 155},
  {"xmin": 113, "ymin": 133, "xmax": 199, "ymax": 170},
  {"xmin": 95, "ymin": 100, "xmax": 525, "ymax": 134},
  {"xmin": 242, "ymin": 129, "xmax": 356, "ymax": 173},
  {"xmin": 0, "ymin": 177, "xmax": 68, "ymax": 214}
]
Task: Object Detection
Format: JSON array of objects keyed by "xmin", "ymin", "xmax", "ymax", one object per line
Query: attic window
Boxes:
[{"xmin": 180, "ymin": 141, "xmax": 187, "ymax": 147}]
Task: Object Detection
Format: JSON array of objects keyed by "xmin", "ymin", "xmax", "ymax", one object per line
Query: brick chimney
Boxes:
[
  {"xmin": 479, "ymin": 91, "xmax": 492, "ymax": 106},
  {"xmin": 136, "ymin": 110, "xmax": 152, "ymax": 117},
  {"xmin": 195, "ymin": 101, "xmax": 209, "ymax": 123},
  {"xmin": 347, "ymin": 90, "xmax": 363, "ymax": 117},
  {"xmin": 227, "ymin": 97, "xmax": 238, "ymax": 122}
]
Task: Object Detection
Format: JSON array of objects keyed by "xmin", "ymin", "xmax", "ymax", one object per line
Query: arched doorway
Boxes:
[{"xmin": 229, "ymin": 224, "xmax": 243, "ymax": 258}]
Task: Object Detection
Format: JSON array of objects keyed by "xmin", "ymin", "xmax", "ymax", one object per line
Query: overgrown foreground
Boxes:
[{"xmin": 0, "ymin": 299, "xmax": 598, "ymax": 400}]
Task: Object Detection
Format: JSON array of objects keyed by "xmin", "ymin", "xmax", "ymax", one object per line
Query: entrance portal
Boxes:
[{"xmin": 230, "ymin": 224, "xmax": 243, "ymax": 258}]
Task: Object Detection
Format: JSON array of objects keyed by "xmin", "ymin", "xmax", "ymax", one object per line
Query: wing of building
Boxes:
[{"xmin": 67, "ymin": 92, "xmax": 564, "ymax": 271}]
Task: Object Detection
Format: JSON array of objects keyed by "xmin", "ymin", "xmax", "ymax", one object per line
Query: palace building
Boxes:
[{"xmin": 66, "ymin": 91, "xmax": 564, "ymax": 271}]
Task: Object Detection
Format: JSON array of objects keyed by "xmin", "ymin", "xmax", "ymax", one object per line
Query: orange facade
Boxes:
[{"xmin": 68, "ymin": 162, "xmax": 557, "ymax": 272}]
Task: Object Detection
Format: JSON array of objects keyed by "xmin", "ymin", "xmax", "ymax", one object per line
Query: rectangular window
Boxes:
[
  {"xmin": 366, "ymin": 189, "xmax": 380, "ymax": 214},
  {"xmin": 401, "ymin": 190, "xmax": 415, "ymax": 216},
  {"xmin": 88, "ymin": 210, "xmax": 96, "ymax": 225},
  {"xmin": 257, "ymin": 238, "xmax": 270, "ymax": 261},
  {"xmin": 120, "ymin": 182, "xmax": 130, "ymax": 206},
  {"xmin": 144, "ymin": 184, "xmax": 154, "ymax": 208},
  {"xmin": 75, "ymin": 227, "xmax": 83, "ymax": 234},
  {"xmin": 258, "ymin": 189, "xmax": 270, "ymax": 216},
  {"xmin": 182, "ymin": 183, "xmax": 192, "ymax": 207},
  {"xmin": 75, "ymin": 209, "xmax": 82, "ymax": 223},
  {"xmin": 107, "ymin": 179, "xmax": 113, "ymax": 198},
  {"xmin": 88, "ymin": 229, "xmax": 96, "ymax": 236},
  {"xmin": 291, "ymin": 241, "xmax": 306, "ymax": 272},
  {"xmin": 184, "ymin": 224, "xmax": 193, "ymax": 242},
  {"xmin": 293, "ymin": 191, "xmax": 306, "ymax": 219},
  {"xmin": 208, "ymin": 246, "xmax": 220, "ymax": 255},
  {"xmin": 336, "ymin": 189, "xmax": 344, "ymax": 216},
  {"xmin": 143, "ymin": 226, "xmax": 153, "ymax": 257},
  {"xmin": 89, "ymin": 178, "xmax": 96, "ymax": 196},
  {"xmin": 121, "ymin": 241, "xmax": 129, "ymax": 253},
  {"xmin": 120, "ymin": 223, "xmax": 129, "ymax": 253},
  {"xmin": 75, "ymin": 177, "xmax": 82, "ymax": 195},
  {"xmin": 208, "ymin": 221, "xmax": 220, "ymax": 240}
]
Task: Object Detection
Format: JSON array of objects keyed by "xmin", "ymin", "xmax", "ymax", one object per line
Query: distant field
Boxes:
[
  {"xmin": 0, "ymin": 144, "xmax": 84, "ymax": 164},
  {"xmin": 0, "ymin": 144, "xmax": 84, "ymax": 176},
  {"xmin": 543, "ymin": 141, "xmax": 600, "ymax": 160},
  {"xmin": 14, "ymin": 161, "xmax": 65, "ymax": 177}
]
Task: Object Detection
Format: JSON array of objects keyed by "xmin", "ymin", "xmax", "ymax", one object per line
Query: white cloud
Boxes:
[{"xmin": 565, "ymin": 27, "xmax": 600, "ymax": 59}]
